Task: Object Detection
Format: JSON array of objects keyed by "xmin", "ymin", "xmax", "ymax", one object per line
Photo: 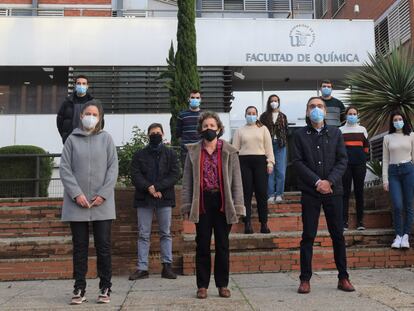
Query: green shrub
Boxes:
[
  {"xmin": 0, "ymin": 145, "xmax": 53, "ymax": 198},
  {"xmin": 117, "ymin": 126, "xmax": 148, "ymax": 186}
]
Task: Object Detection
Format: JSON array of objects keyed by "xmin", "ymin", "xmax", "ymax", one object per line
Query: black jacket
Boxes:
[
  {"xmin": 56, "ymin": 92, "xmax": 94, "ymax": 143},
  {"xmin": 131, "ymin": 144, "xmax": 180, "ymax": 208},
  {"xmin": 292, "ymin": 124, "xmax": 348, "ymax": 197}
]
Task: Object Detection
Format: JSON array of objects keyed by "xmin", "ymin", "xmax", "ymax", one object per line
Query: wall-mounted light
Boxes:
[
  {"xmin": 23, "ymin": 82, "xmax": 30, "ymax": 85},
  {"xmin": 234, "ymin": 68, "xmax": 245, "ymax": 80}
]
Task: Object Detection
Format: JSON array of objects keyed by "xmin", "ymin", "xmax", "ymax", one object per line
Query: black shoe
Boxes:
[
  {"xmin": 161, "ymin": 263, "xmax": 177, "ymax": 279},
  {"xmin": 129, "ymin": 269, "xmax": 149, "ymax": 280},
  {"xmin": 357, "ymin": 222, "xmax": 365, "ymax": 230},
  {"xmin": 244, "ymin": 221, "xmax": 253, "ymax": 234},
  {"xmin": 260, "ymin": 222, "xmax": 271, "ymax": 234}
]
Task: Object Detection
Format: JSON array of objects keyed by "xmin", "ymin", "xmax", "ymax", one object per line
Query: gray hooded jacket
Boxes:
[{"xmin": 60, "ymin": 128, "xmax": 118, "ymax": 222}]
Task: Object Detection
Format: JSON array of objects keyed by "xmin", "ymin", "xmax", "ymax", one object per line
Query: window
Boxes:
[
  {"xmin": 375, "ymin": 0, "xmax": 411, "ymax": 55},
  {"xmin": 224, "ymin": 0, "xmax": 244, "ymax": 10},
  {"xmin": 315, "ymin": 0, "xmax": 328, "ymax": 18},
  {"xmin": 331, "ymin": 0, "xmax": 345, "ymax": 16}
]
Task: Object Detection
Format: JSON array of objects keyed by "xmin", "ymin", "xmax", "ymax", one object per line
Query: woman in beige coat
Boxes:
[{"xmin": 181, "ymin": 111, "xmax": 245, "ymax": 299}]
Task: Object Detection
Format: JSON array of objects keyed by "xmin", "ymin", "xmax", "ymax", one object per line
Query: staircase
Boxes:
[{"xmin": 0, "ymin": 187, "xmax": 412, "ymax": 281}]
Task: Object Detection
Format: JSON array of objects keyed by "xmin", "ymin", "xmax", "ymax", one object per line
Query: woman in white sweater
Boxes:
[
  {"xmin": 233, "ymin": 106, "xmax": 275, "ymax": 234},
  {"xmin": 382, "ymin": 111, "xmax": 414, "ymax": 249}
]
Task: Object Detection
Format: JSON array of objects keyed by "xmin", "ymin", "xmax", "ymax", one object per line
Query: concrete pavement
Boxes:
[{"xmin": 1, "ymin": 268, "xmax": 414, "ymax": 310}]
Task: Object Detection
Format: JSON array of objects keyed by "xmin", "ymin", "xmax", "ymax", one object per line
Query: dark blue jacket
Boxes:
[
  {"xmin": 131, "ymin": 144, "xmax": 180, "ymax": 208},
  {"xmin": 292, "ymin": 124, "xmax": 348, "ymax": 197}
]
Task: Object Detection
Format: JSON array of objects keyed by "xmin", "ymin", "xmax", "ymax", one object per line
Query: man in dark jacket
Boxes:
[
  {"xmin": 129, "ymin": 123, "xmax": 180, "ymax": 280},
  {"xmin": 56, "ymin": 75, "xmax": 94, "ymax": 143},
  {"xmin": 292, "ymin": 97, "xmax": 355, "ymax": 294}
]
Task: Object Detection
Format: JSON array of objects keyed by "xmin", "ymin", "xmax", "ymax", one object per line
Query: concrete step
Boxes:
[
  {"xmin": 182, "ymin": 209, "xmax": 392, "ymax": 234},
  {"xmin": 182, "ymin": 247, "xmax": 414, "ymax": 275}
]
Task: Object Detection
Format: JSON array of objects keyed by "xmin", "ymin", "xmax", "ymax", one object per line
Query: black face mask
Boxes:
[
  {"xmin": 201, "ymin": 129, "xmax": 218, "ymax": 142},
  {"xmin": 149, "ymin": 133, "xmax": 162, "ymax": 146}
]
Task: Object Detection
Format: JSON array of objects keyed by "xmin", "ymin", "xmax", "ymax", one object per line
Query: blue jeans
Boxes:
[
  {"xmin": 137, "ymin": 206, "xmax": 173, "ymax": 271},
  {"xmin": 388, "ymin": 162, "xmax": 414, "ymax": 236},
  {"xmin": 268, "ymin": 141, "xmax": 287, "ymax": 197}
]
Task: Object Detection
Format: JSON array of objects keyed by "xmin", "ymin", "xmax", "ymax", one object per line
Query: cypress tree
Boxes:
[{"xmin": 171, "ymin": 0, "xmax": 200, "ymax": 144}]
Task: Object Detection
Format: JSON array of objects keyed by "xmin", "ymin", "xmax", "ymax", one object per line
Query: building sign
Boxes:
[{"xmin": 0, "ymin": 18, "xmax": 375, "ymax": 67}]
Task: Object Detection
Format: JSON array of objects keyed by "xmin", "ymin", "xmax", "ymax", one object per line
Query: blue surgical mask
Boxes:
[
  {"xmin": 393, "ymin": 120, "xmax": 404, "ymax": 130},
  {"xmin": 321, "ymin": 87, "xmax": 332, "ymax": 97},
  {"xmin": 189, "ymin": 98, "xmax": 200, "ymax": 108},
  {"xmin": 75, "ymin": 84, "xmax": 88, "ymax": 95},
  {"xmin": 246, "ymin": 115, "xmax": 257, "ymax": 124},
  {"xmin": 347, "ymin": 115, "xmax": 358, "ymax": 124},
  {"xmin": 309, "ymin": 107, "xmax": 325, "ymax": 123}
]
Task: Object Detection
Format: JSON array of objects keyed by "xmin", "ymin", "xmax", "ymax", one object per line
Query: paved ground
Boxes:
[{"xmin": 1, "ymin": 268, "xmax": 414, "ymax": 310}]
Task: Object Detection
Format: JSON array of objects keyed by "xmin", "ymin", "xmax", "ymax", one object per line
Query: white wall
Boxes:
[{"xmin": 0, "ymin": 113, "xmax": 231, "ymax": 153}]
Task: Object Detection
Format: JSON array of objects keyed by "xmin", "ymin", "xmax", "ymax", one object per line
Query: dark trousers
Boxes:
[
  {"xmin": 239, "ymin": 155, "xmax": 268, "ymax": 224},
  {"xmin": 70, "ymin": 220, "xmax": 112, "ymax": 291},
  {"xmin": 195, "ymin": 191, "xmax": 232, "ymax": 289},
  {"xmin": 342, "ymin": 164, "xmax": 366, "ymax": 224},
  {"xmin": 300, "ymin": 194, "xmax": 349, "ymax": 281}
]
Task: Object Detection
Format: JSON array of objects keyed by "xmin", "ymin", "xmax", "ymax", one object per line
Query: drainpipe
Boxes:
[
  {"xmin": 117, "ymin": 0, "xmax": 123, "ymax": 17},
  {"xmin": 32, "ymin": 0, "xmax": 37, "ymax": 16}
]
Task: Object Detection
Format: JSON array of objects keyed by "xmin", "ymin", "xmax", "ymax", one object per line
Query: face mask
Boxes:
[
  {"xmin": 270, "ymin": 101, "xmax": 279, "ymax": 110},
  {"xmin": 75, "ymin": 84, "xmax": 88, "ymax": 95},
  {"xmin": 309, "ymin": 107, "xmax": 325, "ymax": 123},
  {"xmin": 81, "ymin": 115, "xmax": 98, "ymax": 130},
  {"xmin": 149, "ymin": 133, "xmax": 163, "ymax": 146},
  {"xmin": 189, "ymin": 98, "xmax": 200, "ymax": 108},
  {"xmin": 347, "ymin": 115, "xmax": 358, "ymax": 124},
  {"xmin": 393, "ymin": 120, "xmax": 404, "ymax": 130},
  {"xmin": 246, "ymin": 115, "xmax": 257, "ymax": 124},
  {"xmin": 321, "ymin": 87, "xmax": 332, "ymax": 97},
  {"xmin": 201, "ymin": 129, "xmax": 218, "ymax": 142}
]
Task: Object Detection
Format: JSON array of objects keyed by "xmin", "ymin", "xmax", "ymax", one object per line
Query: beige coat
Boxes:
[{"xmin": 181, "ymin": 140, "xmax": 245, "ymax": 224}]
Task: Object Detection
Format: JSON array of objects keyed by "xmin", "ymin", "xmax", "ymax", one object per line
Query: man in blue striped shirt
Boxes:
[{"xmin": 176, "ymin": 90, "xmax": 202, "ymax": 167}]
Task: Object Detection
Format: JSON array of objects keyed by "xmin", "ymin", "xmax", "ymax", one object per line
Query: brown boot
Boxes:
[
  {"xmin": 297, "ymin": 280, "xmax": 310, "ymax": 294},
  {"xmin": 197, "ymin": 288, "xmax": 208, "ymax": 299},
  {"xmin": 218, "ymin": 287, "xmax": 231, "ymax": 298},
  {"xmin": 338, "ymin": 278, "xmax": 355, "ymax": 292}
]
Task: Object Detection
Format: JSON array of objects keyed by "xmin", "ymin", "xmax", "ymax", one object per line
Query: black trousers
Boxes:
[
  {"xmin": 342, "ymin": 164, "xmax": 366, "ymax": 224},
  {"xmin": 195, "ymin": 191, "xmax": 232, "ymax": 289},
  {"xmin": 300, "ymin": 194, "xmax": 349, "ymax": 281},
  {"xmin": 239, "ymin": 155, "xmax": 268, "ymax": 224},
  {"xmin": 70, "ymin": 220, "xmax": 112, "ymax": 291}
]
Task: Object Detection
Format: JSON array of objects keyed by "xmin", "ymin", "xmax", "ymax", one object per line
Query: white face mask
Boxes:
[
  {"xmin": 81, "ymin": 115, "xmax": 98, "ymax": 130},
  {"xmin": 270, "ymin": 101, "xmax": 279, "ymax": 110}
]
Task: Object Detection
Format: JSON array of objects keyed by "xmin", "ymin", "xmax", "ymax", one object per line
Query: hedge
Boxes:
[{"xmin": 0, "ymin": 145, "xmax": 53, "ymax": 198}]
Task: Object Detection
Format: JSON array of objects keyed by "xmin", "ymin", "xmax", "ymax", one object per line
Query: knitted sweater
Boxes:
[
  {"xmin": 339, "ymin": 123, "xmax": 369, "ymax": 165},
  {"xmin": 232, "ymin": 124, "xmax": 275, "ymax": 167}
]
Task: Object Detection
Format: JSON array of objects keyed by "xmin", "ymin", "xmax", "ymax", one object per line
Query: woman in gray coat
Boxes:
[
  {"xmin": 181, "ymin": 111, "xmax": 245, "ymax": 299},
  {"xmin": 60, "ymin": 100, "xmax": 118, "ymax": 305}
]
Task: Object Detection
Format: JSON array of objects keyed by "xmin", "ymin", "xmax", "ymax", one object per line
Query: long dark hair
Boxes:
[
  {"xmin": 245, "ymin": 106, "xmax": 263, "ymax": 127},
  {"xmin": 81, "ymin": 100, "xmax": 104, "ymax": 134},
  {"xmin": 265, "ymin": 94, "xmax": 280, "ymax": 113},
  {"xmin": 388, "ymin": 111, "xmax": 412, "ymax": 135}
]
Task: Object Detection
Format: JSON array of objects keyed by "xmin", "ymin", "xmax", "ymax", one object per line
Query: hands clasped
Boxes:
[{"xmin": 75, "ymin": 194, "xmax": 105, "ymax": 208}]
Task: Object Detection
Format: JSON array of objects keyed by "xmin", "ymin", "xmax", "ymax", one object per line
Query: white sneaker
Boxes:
[
  {"xmin": 97, "ymin": 288, "xmax": 111, "ymax": 304},
  {"xmin": 401, "ymin": 234, "xmax": 410, "ymax": 249},
  {"xmin": 391, "ymin": 235, "xmax": 402, "ymax": 249},
  {"xmin": 267, "ymin": 196, "xmax": 275, "ymax": 203},
  {"xmin": 275, "ymin": 195, "xmax": 283, "ymax": 202},
  {"xmin": 71, "ymin": 289, "xmax": 86, "ymax": 305}
]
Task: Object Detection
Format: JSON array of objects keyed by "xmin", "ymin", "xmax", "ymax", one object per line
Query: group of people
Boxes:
[{"xmin": 56, "ymin": 75, "xmax": 414, "ymax": 304}]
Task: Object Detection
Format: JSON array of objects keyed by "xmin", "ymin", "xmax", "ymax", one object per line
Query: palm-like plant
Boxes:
[{"xmin": 345, "ymin": 48, "xmax": 414, "ymax": 136}]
